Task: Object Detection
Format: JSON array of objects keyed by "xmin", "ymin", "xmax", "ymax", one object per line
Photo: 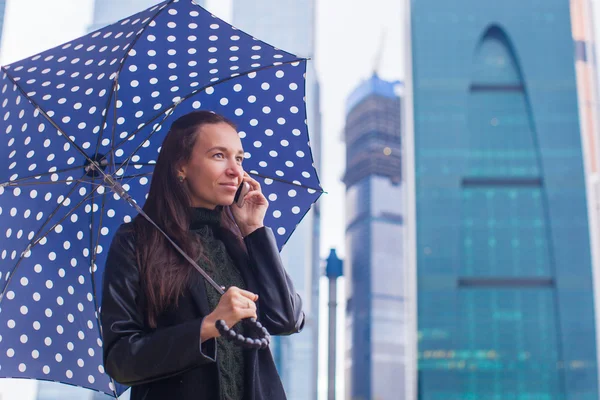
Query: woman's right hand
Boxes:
[{"xmin": 200, "ymin": 286, "xmax": 258, "ymax": 342}]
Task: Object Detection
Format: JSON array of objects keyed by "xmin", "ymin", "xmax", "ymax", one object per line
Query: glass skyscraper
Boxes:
[
  {"xmin": 343, "ymin": 74, "xmax": 404, "ymax": 400},
  {"xmin": 231, "ymin": 2, "xmax": 322, "ymax": 399},
  {"xmin": 408, "ymin": 0, "xmax": 600, "ymax": 398},
  {"xmin": 571, "ymin": 1, "xmax": 600, "ymax": 390}
]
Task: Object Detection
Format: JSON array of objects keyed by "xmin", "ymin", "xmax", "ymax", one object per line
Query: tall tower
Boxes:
[
  {"xmin": 231, "ymin": 2, "xmax": 322, "ymax": 399},
  {"xmin": 408, "ymin": 0, "xmax": 599, "ymax": 398},
  {"xmin": 343, "ymin": 74, "xmax": 404, "ymax": 400}
]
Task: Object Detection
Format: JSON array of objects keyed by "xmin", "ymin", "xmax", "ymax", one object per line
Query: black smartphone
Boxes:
[{"xmin": 233, "ymin": 181, "xmax": 250, "ymax": 208}]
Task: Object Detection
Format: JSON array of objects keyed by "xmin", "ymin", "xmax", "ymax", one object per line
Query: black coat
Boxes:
[{"xmin": 100, "ymin": 223, "xmax": 305, "ymax": 400}]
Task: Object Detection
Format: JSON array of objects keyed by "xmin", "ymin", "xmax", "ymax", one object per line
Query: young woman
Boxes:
[{"xmin": 100, "ymin": 110, "xmax": 304, "ymax": 400}]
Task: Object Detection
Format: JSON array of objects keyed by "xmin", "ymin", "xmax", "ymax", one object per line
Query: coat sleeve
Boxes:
[
  {"xmin": 101, "ymin": 225, "xmax": 217, "ymax": 386},
  {"xmin": 243, "ymin": 226, "xmax": 305, "ymax": 336}
]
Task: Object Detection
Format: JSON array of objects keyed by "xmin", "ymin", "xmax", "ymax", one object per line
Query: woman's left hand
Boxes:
[{"xmin": 231, "ymin": 172, "xmax": 268, "ymax": 237}]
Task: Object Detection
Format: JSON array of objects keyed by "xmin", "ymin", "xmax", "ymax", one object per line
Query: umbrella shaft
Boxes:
[{"xmin": 93, "ymin": 164, "xmax": 225, "ymax": 295}]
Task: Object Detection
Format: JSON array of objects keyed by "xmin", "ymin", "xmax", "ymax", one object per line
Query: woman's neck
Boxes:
[{"xmin": 189, "ymin": 206, "xmax": 222, "ymax": 230}]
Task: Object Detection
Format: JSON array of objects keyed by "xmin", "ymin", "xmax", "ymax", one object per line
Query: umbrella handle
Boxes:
[{"xmin": 215, "ymin": 318, "xmax": 271, "ymax": 349}]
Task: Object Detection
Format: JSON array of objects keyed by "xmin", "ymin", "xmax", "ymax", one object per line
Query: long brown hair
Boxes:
[{"xmin": 133, "ymin": 110, "xmax": 245, "ymax": 328}]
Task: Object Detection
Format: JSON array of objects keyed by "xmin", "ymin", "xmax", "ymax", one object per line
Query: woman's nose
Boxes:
[{"xmin": 226, "ymin": 163, "xmax": 243, "ymax": 178}]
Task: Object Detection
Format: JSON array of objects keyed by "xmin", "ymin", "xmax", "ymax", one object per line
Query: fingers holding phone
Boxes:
[{"xmin": 234, "ymin": 181, "xmax": 251, "ymax": 208}]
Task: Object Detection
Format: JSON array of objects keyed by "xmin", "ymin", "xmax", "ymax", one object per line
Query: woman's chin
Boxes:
[{"xmin": 218, "ymin": 197, "xmax": 236, "ymax": 207}]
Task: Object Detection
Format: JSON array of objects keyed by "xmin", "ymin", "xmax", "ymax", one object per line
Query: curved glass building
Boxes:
[{"xmin": 409, "ymin": 0, "xmax": 599, "ymax": 398}]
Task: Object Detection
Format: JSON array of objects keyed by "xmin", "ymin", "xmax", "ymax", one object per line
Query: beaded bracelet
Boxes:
[{"xmin": 215, "ymin": 318, "xmax": 271, "ymax": 349}]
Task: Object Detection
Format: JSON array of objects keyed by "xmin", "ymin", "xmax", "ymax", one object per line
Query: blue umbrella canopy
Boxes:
[{"xmin": 0, "ymin": 0, "xmax": 322, "ymax": 397}]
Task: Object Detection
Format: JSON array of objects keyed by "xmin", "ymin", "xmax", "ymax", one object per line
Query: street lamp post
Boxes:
[{"xmin": 325, "ymin": 248, "xmax": 343, "ymax": 400}]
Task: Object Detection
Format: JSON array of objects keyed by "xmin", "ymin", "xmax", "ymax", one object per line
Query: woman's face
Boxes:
[{"xmin": 178, "ymin": 122, "xmax": 245, "ymax": 209}]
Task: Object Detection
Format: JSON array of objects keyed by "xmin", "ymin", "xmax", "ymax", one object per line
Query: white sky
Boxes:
[{"xmin": 0, "ymin": 0, "xmax": 405, "ymax": 399}]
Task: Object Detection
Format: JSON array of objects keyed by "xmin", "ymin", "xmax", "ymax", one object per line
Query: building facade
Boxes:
[
  {"xmin": 571, "ymin": 0, "xmax": 600, "ymax": 389},
  {"xmin": 231, "ymin": 2, "xmax": 322, "ymax": 399},
  {"xmin": 343, "ymin": 74, "xmax": 405, "ymax": 400},
  {"xmin": 409, "ymin": 0, "xmax": 599, "ymax": 398}
]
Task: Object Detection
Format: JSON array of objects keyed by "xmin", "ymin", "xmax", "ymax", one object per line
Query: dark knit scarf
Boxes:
[{"xmin": 190, "ymin": 206, "xmax": 246, "ymax": 400}]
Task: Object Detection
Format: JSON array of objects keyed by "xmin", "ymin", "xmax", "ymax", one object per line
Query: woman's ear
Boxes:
[{"xmin": 176, "ymin": 163, "xmax": 187, "ymax": 180}]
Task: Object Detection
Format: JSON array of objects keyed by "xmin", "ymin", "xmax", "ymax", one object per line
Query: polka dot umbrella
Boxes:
[{"xmin": 0, "ymin": 0, "xmax": 322, "ymax": 397}]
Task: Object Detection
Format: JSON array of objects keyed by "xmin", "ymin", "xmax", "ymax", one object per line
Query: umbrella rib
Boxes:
[
  {"xmin": 2, "ymin": 178, "xmax": 106, "ymax": 188},
  {"xmin": 279, "ymin": 190, "xmax": 325, "ymax": 250},
  {"xmin": 0, "ymin": 180, "xmax": 84, "ymax": 304},
  {"xmin": 121, "ymin": 172, "xmax": 152, "ymax": 181},
  {"xmin": 29, "ymin": 184, "xmax": 101, "ymax": 252},
  {"xmin": 109, "ymin": 57, "xmax": 307, "ymax": 162},
  {"xmin": 99, "ymin": 181, "xmax": 226, "ymax": 295},
  {"xmin": 118, "ymin": 107, "xmax": 176, "ymax": 184},
  {"xmin": 123, "ymin": 162, "xmax": 156, "ymax": 167},
  {"xmin": 109, "ymin": 77, "xmax": 120, "ymax": 178},
  {"xmin": 247, "ymin": 171, "xmax": 325, "ymax": 193},
  {"xmin": 1, "ymin": 67, "xmax": 108, "ymax": 180},
  {"xmin": 0, "ymin": 165, "xmax": 85, "ymax": 186},
  {"xmin": 93, "ymin": 0, "xmax": 176, "ymax": 166}
]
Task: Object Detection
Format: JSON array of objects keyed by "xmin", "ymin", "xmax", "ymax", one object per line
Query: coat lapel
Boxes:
[{"xmin": 215, "ymin": 227, "xmax": 259, "ymax": 295}]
